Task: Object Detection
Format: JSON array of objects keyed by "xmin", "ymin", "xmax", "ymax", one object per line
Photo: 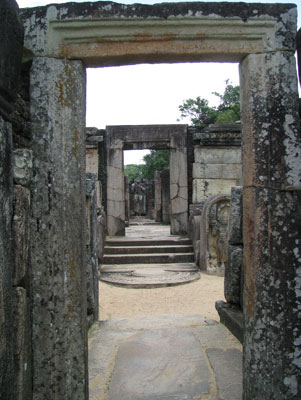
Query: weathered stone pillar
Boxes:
[
  {"xmin": 240, "ymin": 50, "xmax": 301, "ymax": 399},
  {"xmin": 0, "ymin": 1, "xmax": 23, "ymax": 398},
  {"xmin": 170, "ymin": 142, "xmax": 188, "ymax": 235},
  {"xmin": 106, "ymin": 135, "xmax": 125, "ymax": 235},
  {"xmin": 30, "ymin": 57, "xmax": 88, "ymax": 399},
  {"xmin": 161, "ymin": 170, "xmax": 170, "ymax": 225},
  {"xmin": 154, "ymin": 171, "xmax": 162, "ymax": 222}
]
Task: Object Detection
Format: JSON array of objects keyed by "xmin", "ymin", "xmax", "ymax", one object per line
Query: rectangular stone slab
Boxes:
[{"xmin": 108, "ymin": 328, "xmax": 209, "ymax": 400}]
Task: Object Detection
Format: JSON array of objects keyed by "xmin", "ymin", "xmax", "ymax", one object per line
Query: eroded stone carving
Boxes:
[{"xmin": 199, "ymin": 195, "xmax": 230, "ymax": 275}]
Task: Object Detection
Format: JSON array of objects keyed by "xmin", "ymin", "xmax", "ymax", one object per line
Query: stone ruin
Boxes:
[{"xmin": 1, "ymin": 1, "xmax": 300, "ymax": 399}]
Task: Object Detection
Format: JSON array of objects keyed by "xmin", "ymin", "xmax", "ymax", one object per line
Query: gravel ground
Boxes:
[{"xmin": 99, "ymin": 272, "xmax": 225, "ymax": 322}]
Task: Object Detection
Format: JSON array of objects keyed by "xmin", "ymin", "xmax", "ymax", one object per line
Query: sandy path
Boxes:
[{"xmin": 99, "ymin": 272, "xmax": 225, "ymax": 322}]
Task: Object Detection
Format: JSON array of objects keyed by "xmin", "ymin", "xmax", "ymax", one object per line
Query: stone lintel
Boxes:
[{"xmin": 21, "ymin": 2, "xmax": 297, "ymax": 66}]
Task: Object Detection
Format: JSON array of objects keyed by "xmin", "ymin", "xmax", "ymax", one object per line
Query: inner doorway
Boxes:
[{"xmin": 106, "ymin": 124, "xmax": 189, "ymax": 236}]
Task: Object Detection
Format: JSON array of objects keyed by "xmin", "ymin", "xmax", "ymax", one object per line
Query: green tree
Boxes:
[
  {"xmin": 178, "ymin": 80, "xmax": 240, "ymax": 126},
  {"xmin": 124, "ymin": 150, "xmax": 169, "ymax": 182},
  {"xmin": 142, "ymin": 150, "xmax": 169, "ymax": 179},
  {"xmin": 178, "ymin": 97, "xmax": 218, "ymax": 127},
  {"xmin": 124, "ymin": 164, "xmax": 145, "ymax": 182}
]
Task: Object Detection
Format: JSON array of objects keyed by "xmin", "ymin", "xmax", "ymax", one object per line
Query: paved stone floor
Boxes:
[
  {"xmin": 88, "ymin": 315, "xmax": 242, "ymax": 400},
  {"xmin": 91, "ymin": 221, "xmax": 242, "ymax": 399}
]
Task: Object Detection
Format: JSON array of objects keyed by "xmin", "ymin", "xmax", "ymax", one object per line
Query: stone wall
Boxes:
[
  {"xmin": 192, "ymin": 124, "xmax": 241, "ymax": 204},
  {"xmin": 0, "ymin": 1, "xmax": 24, "ymax": 398}
]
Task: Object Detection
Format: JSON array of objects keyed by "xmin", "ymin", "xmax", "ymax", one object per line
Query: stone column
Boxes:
[
  {"xmin": 161, "ymin": 170, "xmax": 170, "ymax": 225},
  {"xmin": 106, "ymin": 137, "xmax": 125, "ymax": 235},
  {"xmin": 240, "ymin": 51, "xmax": 301, "ymax": 399},
  {"xmin": 30, "ymin": 57, "xmax": 88, "ymax": 399},
  {"xmin": 170, "ymin": 145, "xmax": 188, "ymax": 235},
  {"xmin": 0, "ymin": 1, "xmax": 23, "ymax": 398},
  {"xmin": 154, "ymin": 171, "xmax": 162, "ymax": 222}
]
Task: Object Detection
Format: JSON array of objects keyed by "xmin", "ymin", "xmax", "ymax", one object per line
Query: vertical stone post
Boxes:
[
  {"xmin": 240, "ymin": 51, "xmax": 301, "ymax": 399},
  {"xmin": 170, "ymin": 143, "xmax": 188, "ymax": 235},
  {"xmin": 154, "ymin": 171, "xmax": 162, "ymax": 222},
  {"xmin": 0, "ymin": 1, "xmax": 23, "ymax": 398},
  {"xmin": 30, "ymin": 57, "xmax": 88, "ymax": 399},
  {"xmin": 161, "ymin": 170, "xmax": 170, "ymax": 225},
  {"xmin": 106, "ymin": 132, "xmax": 125, "ymax": 235},
  {"xmin": 124, "ymin": 175, "xmax": 130, "ymax": 225}
]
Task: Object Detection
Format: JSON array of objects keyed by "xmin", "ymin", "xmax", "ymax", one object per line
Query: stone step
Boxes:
[
  {"xmin": 101, "ymin": 262, "xmax": 198, "ymax": 273},
  {"xmin": 104, "ymin": 245, "xmax": 194, "ymax": 255},
  {"xmin": 105, "ymin": 238, "xmax": 192, "ymax": 247},
  {"xmin": 103, "ymin": 253, "xmax": 195, "ymax": 264}
]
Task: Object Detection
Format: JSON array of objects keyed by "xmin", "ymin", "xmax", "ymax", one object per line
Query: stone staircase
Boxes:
[
  {"xmin": 103, "ymin": 237, "xmax": 194, "ymax": 265},
  {"xmin": 100, "ymin": 233, "xmax": 198, "ymax": 287}
]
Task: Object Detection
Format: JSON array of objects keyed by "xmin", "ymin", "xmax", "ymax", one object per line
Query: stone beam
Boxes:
[{"xmin": 20, "ymin": 2, "xmax": 297, "ymax": 67}]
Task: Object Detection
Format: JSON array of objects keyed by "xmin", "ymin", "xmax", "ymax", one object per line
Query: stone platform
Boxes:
[
  {"xmin": 89, "ymin": 315, "xmax": 243, "ymax": 400},
  {"xmin": 100, "ymin": 222, "xmax": 199, "ymax": 287},
  {"xmin": 100, "ymin": 263, "xmax": 200, "ymax": 288}
]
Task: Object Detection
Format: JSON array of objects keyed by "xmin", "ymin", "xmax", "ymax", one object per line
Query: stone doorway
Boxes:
[
  {"xmin": 19, "ymin": 2, "xmax": 300, "ymax": 399},
  {"xmin": 106, "ymin": 125, "xmax": 188, "ymax": 236}
]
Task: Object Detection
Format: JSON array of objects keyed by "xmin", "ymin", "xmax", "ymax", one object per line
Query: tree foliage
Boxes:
[
  {"xmin": 141, "ymin": 150, "xmax": 169, "ymax": 179},
  {"xmin": 178, "ymin": 80, "xmax": 240, "ymax": 126},
  {"xmin": 124, "ymin": 150, "xmax": 169, "ymax": 182},
  {"xmin": 124, "ymin": 164, "xmax": 145, "ymax": 182}
]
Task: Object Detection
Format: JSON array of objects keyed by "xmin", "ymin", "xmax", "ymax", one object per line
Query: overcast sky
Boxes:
[{"xmin": 17, "ymin": 0, "xmax": 300, "ymax": 164}]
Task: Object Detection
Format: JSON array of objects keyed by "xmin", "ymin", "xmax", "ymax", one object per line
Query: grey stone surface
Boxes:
[
  {"xmin": 206, "ymin": 348, "xmax": 242, "ymax": 400},
  {"xmin": 108, "ymin": 329, "xmax": 209, "ymax": 400},
  {"xmin": 86, "ymin": 173, "xmax": 99, "ymax": 326},
  {"xmin": 89, "ymin": 315, "xmax": 242, "ymax": 400},
  {"xmin": 0, "ymin": 1, "xmax": 23, "ymax": 397},
  {"xmin": 13, "ymin": 185, "xmax": 31, "ymax": 286},
  {"xmin": 13, "ymin": 149, "xmax": 33, "ymax": 187},
  {"xmin": 227, "ymin": 186, "xmax": 243, "ymax": 245},
  {"xmin": 199, "ymin": 195, "xmax": 230, "ymax": 275},
  {"xmin": 193, "ymin": 178, "xmax": 236, "ymax": 202},
  {"xmin": 215, "ymin": 301, "xmax": 243, "ymax": 344},
  {"xmin": 0, "ymin": 0, "xmax": 23, "ymax": 121},
  {"xmin": 243, "ymin": 187, "xmax": 301, "ymax": 399},
  {"xmin": 161, "ymin": 169, "xmax": 170, "ymax": 225},
  {"xmin": 241, "ymin": 44, "xmax": 301, "ymax": 398},
  {"xmin": 154, "ymin": 170, "xmax": 162, "ymax": 222},
  {"xmin": 225, "ymin": 245, "xmax": 243, "ymax": 305},
  {"xmin": 0, "ymin": 116, "xmax": 14, "ymax": 400},
  {"xmin": 193, "ymin": 163, "xmax": 242, "ymax": 180},
  {"xmin": 170, "ymin": 146, "xmax": 188, "ymax": 234},
  {"xmin": 21, "ymin": 2, "xmax": 297, "ymax": 66},
  {"xmin": 30, "ymin": 57, "xmax": 88, "ymax": 399},
  {"xmin": 12, "ymin": 287, "xmax": 32, "ymax": 400},
  {"xmin": 194, "ymin": 147, "xmax": 241, "ymax": 165}
]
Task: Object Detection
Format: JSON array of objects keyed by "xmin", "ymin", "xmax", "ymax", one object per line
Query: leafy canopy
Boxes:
[
  {"xmin": 124, "ymin": 150, "xmax": 169, "ymax": 182},
  {"xmin": 178, "ymin": 80, "xmax": 240, "ymax": 126}
]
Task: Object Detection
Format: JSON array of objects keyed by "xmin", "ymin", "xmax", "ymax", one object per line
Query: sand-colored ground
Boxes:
[{"xmin": 99, "ymin": 272, "xmax": 225, "ymax": 322}]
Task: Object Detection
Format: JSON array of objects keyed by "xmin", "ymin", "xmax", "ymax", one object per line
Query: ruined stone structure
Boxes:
[
  {"xmin": 106, "ymin": 125, "xmax": 188, "ymax": 235},
  {"xmin": 1, "ymin": 1, "xmax": 300, "ymax": 399}
]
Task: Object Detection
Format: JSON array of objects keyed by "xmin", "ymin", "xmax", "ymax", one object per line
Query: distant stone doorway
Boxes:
[{"xmin": 106, "ymin": 125, "xmax": 188, "ymax": 236}]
